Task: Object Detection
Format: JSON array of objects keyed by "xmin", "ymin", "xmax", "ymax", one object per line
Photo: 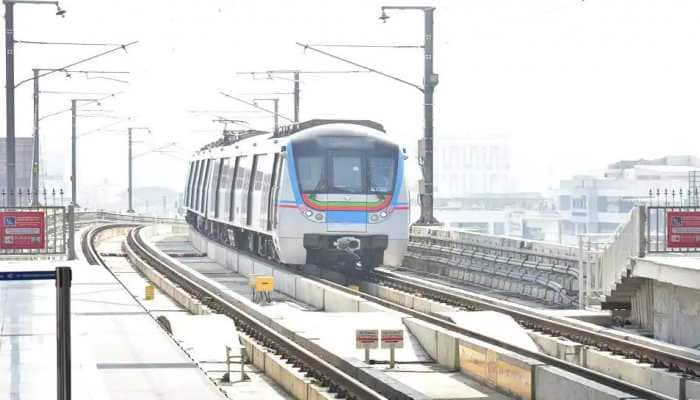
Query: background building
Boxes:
[
  {"xmin": 434, "ymin": 134, "xmax": 512, "ymax": 198},
  {"xmin": 0, "ymin": 138, "xmax": 34, "ymax": 190},
  {"xmin": 557, "ymin": 155, "xmax": 700, "ymax": 238}
]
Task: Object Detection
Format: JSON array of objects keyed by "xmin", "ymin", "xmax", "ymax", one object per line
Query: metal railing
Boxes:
[
  {"xmin": 0, "ymin": 188, "xmax": 66, "ymax": 207},
  {"xmin": 645, "ymin": 189, "xmax": 700, "ymax": 254},
  {"xmin": 594, "ymin": 207, "xmax": 642, "ymax": 296},
  {"xmin": 0, "ymin": 206, "xmax": 67, "ymax": 256}
]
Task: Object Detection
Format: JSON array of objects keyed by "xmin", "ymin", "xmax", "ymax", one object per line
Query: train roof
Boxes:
[{"xmin": 192, "ymin": 119, "xmax": 389, "ymax": 160}]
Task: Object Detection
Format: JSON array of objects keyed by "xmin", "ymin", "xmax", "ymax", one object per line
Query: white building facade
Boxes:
[{"xmin": 558, "ymin": 155, "xmax": 700, "ymax": 238}]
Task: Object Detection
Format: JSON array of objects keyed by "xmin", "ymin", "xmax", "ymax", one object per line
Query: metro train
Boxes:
[{"xmin": 184, "ymin": 119, "xmax": 409, "ymax": 274}]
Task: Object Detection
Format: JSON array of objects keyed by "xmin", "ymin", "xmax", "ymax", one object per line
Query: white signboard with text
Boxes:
[
  {"xmin": 380, "ymin": 329, "xmax": 404, "ymax": 349},
  {"xmin": 355, "ymin": 329, "xmax": 379, "ymax": 349}
]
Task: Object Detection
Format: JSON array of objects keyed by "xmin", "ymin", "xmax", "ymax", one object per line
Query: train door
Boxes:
[
  {"xmin": 326, "ymin": 150, "xmax": 367, "ymax": 233},
  {"xmin": 267, "ymin": 154, "xmax": 282, "ymax": 230}
]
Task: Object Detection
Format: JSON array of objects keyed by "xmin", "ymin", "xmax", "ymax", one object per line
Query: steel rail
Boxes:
[
  {"xmin": 373, "ymin": 269, "xmax": 700, "ymax": 378},
  {"xmin": 125, "ymin": 227, "xmax": 389, "ymax": 400},
  {"xmin": 183, "ymin": 223, "xmax": 680, "ymax": 399},
  {"xmin": 301, "ymin": 272, "xmax": 674, "ymax": 400}
]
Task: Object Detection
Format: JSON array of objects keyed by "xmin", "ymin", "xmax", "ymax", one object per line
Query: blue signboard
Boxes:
[{"xmin": 0, "ymin": 270, "xmax": 56, "ymax": 281}]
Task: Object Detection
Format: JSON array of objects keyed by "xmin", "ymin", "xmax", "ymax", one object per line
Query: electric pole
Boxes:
[
  {"xmin": 293, "ymin": 71, "xmax": 300, "ymax": 122},
  {"xmin": 31, "ymin": 69, "xmax": 39, "ymax": 205},
  {"xmin": 379, "ymin": 5, "xmax": 439, "ymax": 225},
  {"xmin": 5, "ymin": 2, "xmax": 15, "ymax": 205},
  {"xmin": 4, "ymin": 0, "xmax": 65, "ymax": 206}
]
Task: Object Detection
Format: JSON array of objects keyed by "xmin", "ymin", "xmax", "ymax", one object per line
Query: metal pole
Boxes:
[
  {"xmin": 418, "ymin": 8, "xmax": 438, "ymax": 225},
  {"xmin": 31, "ymin": 68, "xmax": 40, "ymax": 205},
  {"xmin": 273, "ymin": 99, "xmax": 279, "ymax": 132},
  {"xmin": 55, "ymin": 266, "xmax": 72, "ymax": 400},
  {"xmin": 293, "ymin": 71, "xmax": 300, "ymax": 122},
  {"xmin": 70, "ymin": 100, "xmax": 77, "ymax": 206},
  {"xmin": 5, "ymin": 2, "xmax": 15, "ymax": 205},
  {"xmin": 127, "ymin": 128, "xmax": 134, "ymax": 213},
  {"xmin": 585, "ymin": 251, "xmax": 592, "ymax": 308},
  {"xmin": 67, "ymin": 204, "xmax": 75, "ymax": 260},
  {"xmin": 578, "ymin": 235, "xmax": 584, "ymax": 309}
]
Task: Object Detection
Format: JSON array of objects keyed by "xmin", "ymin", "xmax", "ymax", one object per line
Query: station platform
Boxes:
[{"xmin": 0, "ymin": 259, "xmax": 225, "ymax": 400}]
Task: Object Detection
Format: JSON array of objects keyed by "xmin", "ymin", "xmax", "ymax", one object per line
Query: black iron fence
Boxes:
[
  {"xmin": 0, "ymin": 188, "xmax": 66, "ymax": 207},
  {"xmin": 644, "ymin": 188, "xmax": 700, "ymax": 254}
]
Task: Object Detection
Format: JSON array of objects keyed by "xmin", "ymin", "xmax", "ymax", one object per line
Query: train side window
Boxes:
[
  {"xmin": 235, "ymin": 156, "xmax": 252, "ymax": 224},
  {"xmin": 229, "ymin": 156, "xmax": 240, "ymax": 221},
  {"xmin": 186, "ymin": 161, "xmax": 195, "ymax": 208},
  {"xmin": 185, "ymin": 161, "xmax": 194, "ymax": 208},
  {"xmin": 193, "ymin": 160, "xmax": 204, "ymax": 211},
  {"xmin": 246, "ymin": 155, "xmax": 259, "ymax": 226},
  {"xmin": 208, "ymin": 159, "xmax": 222, "ymax": 217},
  {"xmin": 217, "ymin": 158, "xmax": 233, "ymax": 220},
  {"xmin": 200, "ymin": 159, "xmax": 211, "ymax": 213}
]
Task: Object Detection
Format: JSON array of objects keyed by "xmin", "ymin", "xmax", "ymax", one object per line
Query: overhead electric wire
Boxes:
[
  {"xmin": 78, "ymin": 119, "xmax": 130, "ymax": 138},
  {"xmin": 15, "ymin": 41, "xmax": 138, "ymax": 88},
  {"xmin": 38, "ymin": 69, "xmax": 129, "ymax": 74},
  {"xmin": 39, "ymin": 92, "xmax": 124, "ymax": 121},
  {"xmin": 218, "ymin": 92, "xmax": 295, "ymax": 122},
  {"xmin": 86, "ymin": 76, "xmax": 129, "ymax": 84},
  {"xmin": 296, "ymin": 42, "xmax": 423, "ymax": 92},
  {"xmin": 133, "ymin": 142, "xmax": 178, "ymax": 159},
  {"xmin": 15, "ymin": 40, "xmax": 127, "ymax": 46},
  {"xmin": 40, "ymin": 90, "xmax": 114, "ymax": 95},
  {"xmin": 307, "ymin": 43, "xmax": 423, "ymax": 49}
]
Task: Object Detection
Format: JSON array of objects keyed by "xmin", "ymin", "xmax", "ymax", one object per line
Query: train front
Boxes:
[{"xmin": 278, "ymin": 123, "xmax": 409, "ymax": 273}]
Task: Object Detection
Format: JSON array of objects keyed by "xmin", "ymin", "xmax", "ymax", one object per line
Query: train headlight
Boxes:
[
  {"xmin": 379, "ymin": 211, "xmax": 387, "ymax": 218},
  {"xmin": 369, "ymin": 214, "xmax": 379, "ymax": 222},
  {"xmin": 305, "ymin": 210, "xmax": 313, "ymax": 217},
  {"xmin": 314, "ymin": 213, "xmax": 324, "ymax": 221}
]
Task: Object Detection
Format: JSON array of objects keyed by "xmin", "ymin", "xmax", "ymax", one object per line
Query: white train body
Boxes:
[{"xmin": 184, "ymin": 120, "xmax": 409, "ymax": 273}]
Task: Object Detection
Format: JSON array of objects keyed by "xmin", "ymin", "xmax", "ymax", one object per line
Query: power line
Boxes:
[
  {"xmin": 78, "ymin": 118, "xmax": 130, "ymax": 138},
  {"xmin": 85, "ymin": 76, "xmax": 129, "ymax": 84},
  {"xmin": 15, "ymin": 40, "xmax": 127, "ymax": 46},
  {"xmin": 15, "ymin": 41, "xmax": 139, "ymax": 88},
  {"xmin": 40, "ymin": 90, "xmax": 114, "ymax": 95},
  {"xmin": 218, "ymin": 92, "xmax": 294, "ymax": 123},
  {"xmin": 39, "ymin": 92, "xmax": 124, "ymax": 121},
  {"xmin": 296, "ymin": 42, "xmax": 422, "ymax": 92},
  {"xmin": 307, "ymin": 43, "xmax": 423, "ymax": 49}
]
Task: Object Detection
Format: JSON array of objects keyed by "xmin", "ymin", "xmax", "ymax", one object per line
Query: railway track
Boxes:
[
  {"xmin": 84, "ymin": 224, "xmax": 390, "ymax": 400},
  {"xmin": 370, "ymin": 268, "xmax": 700, "ymax": 378},
  {"xmin": 86, "ymin": 223, "xmax": 686, "ymax": 400},
  {"xmin": 299, "ymin": 273, "xmax": 677, "ymax": 400}
]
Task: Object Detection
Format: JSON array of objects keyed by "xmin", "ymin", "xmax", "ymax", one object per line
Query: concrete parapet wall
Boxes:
[
  {"xmin": 651, "ymin": 280, "xmax": 700, "ymax": 348},
  {"xmin": 240, "ymin": 333, "xmax": 336, "ymax": 400},
  {"xmin": 529, "ymin": 329, "xmax": 700, "ymax": 399},
  {"xmin": 404, "ymin": 316, "xmax": 540, "ymax": 400},
  {"xmin": 534, "ymin": 366, "xmax": 642, "ymax": 400}
]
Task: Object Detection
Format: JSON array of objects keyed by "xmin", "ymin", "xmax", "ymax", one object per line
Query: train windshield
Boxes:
[{"xmin": 294, "ymin": 140, "xmax": 397, "ymax": 195}]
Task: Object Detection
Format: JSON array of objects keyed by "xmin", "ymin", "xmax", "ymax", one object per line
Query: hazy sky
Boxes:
[{"xmin": 5, "ymin": 0, "xmax": 700, "ymax": 196}]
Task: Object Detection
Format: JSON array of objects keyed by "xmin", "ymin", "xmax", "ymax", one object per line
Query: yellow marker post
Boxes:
[
  {"xmin": 145, "ymin": 285, "xmax": 155, "ymax": 300},
  {"xmin": 254, "ymin": 276, "xmax": 274, "ymax": 292},
  {"xmin": 250, "ymin": 276, "xmax": 274, "ymax": 303}
]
